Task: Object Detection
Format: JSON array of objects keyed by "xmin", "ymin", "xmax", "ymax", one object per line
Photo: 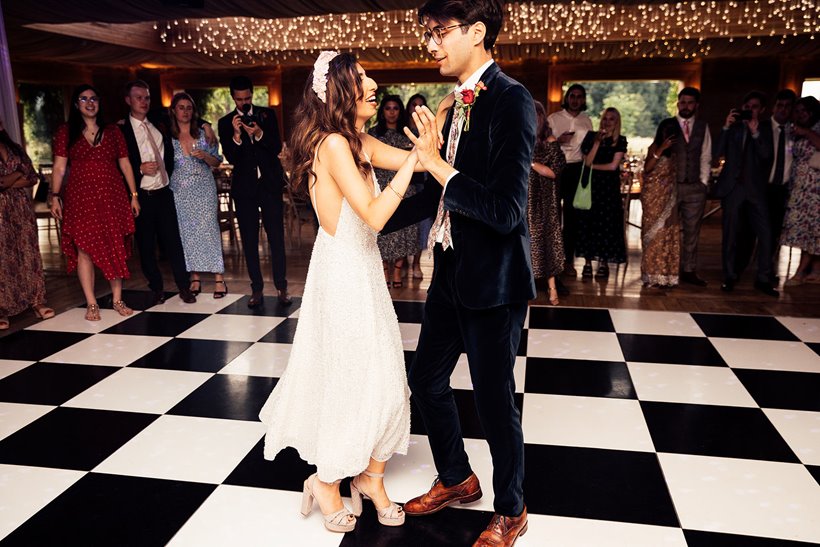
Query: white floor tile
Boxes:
[
  {"xmin": 24, "ymin": 307, "xmax": 135, "ymax": 333},
  {"xmin": 763, "ymin": 409, "xmax": 820, "ymax": 466},
  {"xmin": 526, "ymin": 514, "xmax": 687, "ymax": 547},
  {"xmin": 777, "ymin": 316, "xmax": 820, "ymax": 343},
  {"xmin": 177, "ymin": 315, "xmax": 285, "ymax": 342},
  {"xmin": 0, "ymin": 403, "xmax": 55, "ymax": 441},
  {"xmin": 628, "ymin": 363, "xmax": 757, "ymax": 407},
  {"xmin": 386, "ymin": 434, "xmax": 496, "ymax": 513},
  {"xmin": 450, "ymin": 355, "xmax": 526, "ymax": 393},
  {"xmin": 149, "ymin": 293, "xmax": 242, "ymax": 314},
  {"xmin": 0, "ymin": 360, "xmax": 33, "ymax": 381},
  {"xmin": 609, "ymin": 310, "xmax": 705, "ymax": 337},
  {"xmin": 710, "ymin": 338, "xmax": 820, "ymax": 373},
  {"xmin": 658, "ymin": 453, "xmax": 820, "ymax": 544},
  {"xmin": 0, "ymin": 464, "xmax": 85, "ymax": 541},
  {"xmin": 42, "ymin": 334, "xmax": 171, "ymax": 367},
  {"xmin": 526, "ymin": 330, "xmax": 625, "ymax": 362},
  {"xmin": 167, "ymin": 485, "xmax": 341, "ymax": 547},
  {"xmin": 522, "ymin": 394, "xmax": 655, "ymax": 452},
  {"xmin": 94, "ymin": 415, "xmax": 265, "ymax": 484},
  {"xmin": 289, "ymin": 308, "xmax": 301, "ymax": 319},
  {"xmin": 398, "ymin": 322, "xmax": 421, "ymax": 351},
  {"xmin": 62, "ymin": 368, "xmax": 212, "ymax": 414},
  {"xmin": 218, "ymin": 343, "xmax": 291, "ymax": 377}
]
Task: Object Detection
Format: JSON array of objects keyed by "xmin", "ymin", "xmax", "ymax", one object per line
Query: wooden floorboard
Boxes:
[{"xmin": 3, "ymin": 206, "xmax": 818, "ymax": 338}]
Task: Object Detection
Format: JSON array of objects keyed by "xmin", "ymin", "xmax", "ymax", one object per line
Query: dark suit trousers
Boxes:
[
  {"xmin": 676, "ymin": 183, "xmax": 708, "ymax": 273},
  {"xmin": 135, "ymin": 187, "xmax": 189, "ymax": 292},
  {"xmin": 408, "ymin": 246, "xmax": 527, "ymax": 517},
  {"xmin": 234, "ymin": 186, "xmax": 287, "ymax": 293},
  {"xmin": 733, "ymin": 184, "xmax": 788, "ymax": 278},
  {"xmin": 560, "ymin": 161, "xmax": 584, "ymax": 264},
  {"xmin": 722, "ymin": 185, "xmax": 772, "ymax": 283}
]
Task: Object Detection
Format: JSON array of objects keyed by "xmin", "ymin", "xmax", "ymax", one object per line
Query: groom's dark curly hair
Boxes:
[{"xmin": 418, "ymin": 0, "xmax": 504, "ymax": 51}]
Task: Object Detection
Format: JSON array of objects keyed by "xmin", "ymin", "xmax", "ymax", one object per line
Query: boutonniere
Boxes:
[{"xmin": 455, "ymin": 81, "xmax": 487, "ymax": 132}]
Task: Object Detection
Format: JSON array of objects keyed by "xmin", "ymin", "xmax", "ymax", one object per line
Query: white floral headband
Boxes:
[{"xmin": 312, "ymin": 51, "xmax": 340, "ymax": 103}]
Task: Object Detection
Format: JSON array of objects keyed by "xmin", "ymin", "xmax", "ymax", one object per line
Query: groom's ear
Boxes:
[{"xmin": 470, "ymin": 21, "xmax": 487, "ymax": 47}]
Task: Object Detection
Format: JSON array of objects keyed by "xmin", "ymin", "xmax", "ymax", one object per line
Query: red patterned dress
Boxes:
[{"xmin": 53, "ymin": 124, "xmax": 134, "ymax": 279}]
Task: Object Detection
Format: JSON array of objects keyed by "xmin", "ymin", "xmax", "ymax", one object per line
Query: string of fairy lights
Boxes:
[{"xmin": 155, "ymin": 0, "xmax": 820, "ymax": 64}]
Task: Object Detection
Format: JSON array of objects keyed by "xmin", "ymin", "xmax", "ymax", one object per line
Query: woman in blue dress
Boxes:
[{"xmin": 169, "ymin": 92, "xmax": 227, "ymax": 298}]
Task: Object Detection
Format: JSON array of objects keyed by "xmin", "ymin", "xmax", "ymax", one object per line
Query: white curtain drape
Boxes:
[{"xmin": 0, "ymin": 0, "xmax": 21, "ymax": 143}]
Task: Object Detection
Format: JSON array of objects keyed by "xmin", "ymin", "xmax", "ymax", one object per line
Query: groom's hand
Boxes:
[{"xmin": 405, "ymin": 105, "xmax": 455, "ymax": 187}]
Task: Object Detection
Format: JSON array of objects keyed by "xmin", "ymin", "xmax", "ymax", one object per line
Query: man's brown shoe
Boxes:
[
  {"xmin": 473, "ymin": 506, "xmax": 528, "ymax": 547},
  {"xmin": 403, "ymin": 473, "xmax": 482, "ymax": 516}
]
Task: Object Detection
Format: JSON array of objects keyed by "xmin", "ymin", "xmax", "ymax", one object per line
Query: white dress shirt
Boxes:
[
  {"xmin": 676, "ymin": 114, "xmax": 712, "ymax": 185},
  {"xmin": 130, "ymin": 115, "xmax": 166, "ymax": 190},
  {"xmin": 547, "ymin": 109, "xmax": 593, "ymax": 163}
]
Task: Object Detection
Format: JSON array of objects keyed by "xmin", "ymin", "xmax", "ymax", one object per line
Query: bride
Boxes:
[{"xmin": 259, "ymin": 51, "xmax": 438, "ymax": 533}]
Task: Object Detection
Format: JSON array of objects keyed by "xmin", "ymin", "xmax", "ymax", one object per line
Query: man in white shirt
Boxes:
[{"xmin": 547, "ymin": 84, "xmax": 594, "ymax": 276}]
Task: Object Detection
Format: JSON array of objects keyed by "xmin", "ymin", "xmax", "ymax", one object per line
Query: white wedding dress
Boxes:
[{"xmin": 259, "ymin": 157, "xmax": 411, "ymax": 483}]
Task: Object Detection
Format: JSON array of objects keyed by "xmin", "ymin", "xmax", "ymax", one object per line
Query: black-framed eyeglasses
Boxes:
[
  {"xmin": 78, "ymin": 96, "xmax": 99, "ymax": 104},
  {"xmin": 422, "ymin": 23, "xmax": 469, "ymax": 45}
]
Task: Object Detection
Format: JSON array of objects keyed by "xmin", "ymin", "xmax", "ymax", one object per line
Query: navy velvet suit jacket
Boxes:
[
  {"xmin": 383, "ymin": 63, "xmax": 536, "ymax": 309},
  {"xmin": 713, "ymin": 122, "xmax": 773, "ymax": 199},
  {"xmin": 217, "ymin": 106, "xmax": 285, "ymax": 199}
]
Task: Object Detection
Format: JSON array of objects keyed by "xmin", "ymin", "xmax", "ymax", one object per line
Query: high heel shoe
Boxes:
[
  {"xmin": 548, "ymin": 287, "xmax": 560, "ymax": 306},
  {"xmin": 300, "ymin": 473, "xmax": 356, "ymax": 533},
  {"xmin": 213, "ymin": 280, "xmax": 228, "ymax": 299},
  {"xmin": 349, "ymin": 470, "xmax": 405, "ymax": 526},
  {"xmin": 189, "ymin": 279, "xmax": 202, "ymax": 296},
  {"xmin": 32, "ymin": 305, "xmax": 55, "ymax": 320}
]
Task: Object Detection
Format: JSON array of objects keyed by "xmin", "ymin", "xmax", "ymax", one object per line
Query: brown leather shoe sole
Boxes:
[{"xmin": 405, "ymin": 488, "xmax": 483, "ymax": 516}]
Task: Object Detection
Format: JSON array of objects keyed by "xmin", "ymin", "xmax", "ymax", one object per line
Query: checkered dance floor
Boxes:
[{"xmin": 1, "ymin": 291, "xmax": 819, "ymax": 546}]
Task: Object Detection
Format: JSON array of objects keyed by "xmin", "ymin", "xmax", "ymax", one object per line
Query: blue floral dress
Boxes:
[{"xmin": 170, "ymin": 130, "xmax": 224, "ymax": 273}]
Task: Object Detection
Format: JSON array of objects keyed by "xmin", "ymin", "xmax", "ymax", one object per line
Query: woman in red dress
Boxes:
[{"xmin": 50, "ymin": 85, "xmax": 140, "ymax": 321}]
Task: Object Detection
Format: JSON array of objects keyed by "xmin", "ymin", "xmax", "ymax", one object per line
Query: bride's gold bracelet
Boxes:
[{"xmin": 387, "ymin": 183, "xmax": 404, "ymax": 200}]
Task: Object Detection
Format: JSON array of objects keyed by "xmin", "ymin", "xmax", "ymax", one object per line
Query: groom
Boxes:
[{"xmin": 386, "ymin": 1, "xmax": 535, "ymax": 545}]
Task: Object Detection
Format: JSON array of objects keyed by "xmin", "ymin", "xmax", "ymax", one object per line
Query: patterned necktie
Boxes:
[
  {"xmin": 427, "ymin": 107, "xmax": 461, "ymax": 251},
  {"xmin": 772, "ymin": 126, "xmax": 786, "ymax": 185},
  {"xmin": 142, "ymin": 122, "xmax": 169, "ymax": 186},
  {"xmin": 683, "ymin": 120, "xmax": 690, "ymax": 143}
]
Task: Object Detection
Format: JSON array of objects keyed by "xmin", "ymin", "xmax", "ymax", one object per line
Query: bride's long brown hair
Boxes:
[{"xmin": 287, "ymin": 53, "xmax": 372, "ymax": 193}]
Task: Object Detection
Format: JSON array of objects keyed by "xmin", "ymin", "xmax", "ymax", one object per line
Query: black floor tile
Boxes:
[
  {"xmin": 524, "ymin": 357, "xmax": 636, "ymax": 399},
  {"xmin": 618, "ymin": 333, "xmax": 726, "ymax": 366},
  {"xmin": 684, "ymin": 529, "xmax": 820, "ymax": 547},
  {"xmin": 808, "ymin": 465, "xmax": 820, "ymax": 486},
  {"xmin": 528, "ymin": 306, "xmax": 614, "ymax": 332},
  {"xmin": 169, "ymin": 374, "xmax": 278, "ymax": 421},
  {"xmin": 341, "ymin": 504, "xmax": 493, "ymax": 547},
  {"xmin": 128, "ymin": 338, "xmax": 253, "ymax": 373},
  {"xmin": 0, "ymin": 362, "xmax": 118, "ymax": 405},
  {"xmin": 91, "ymin": 289, "xmax": 176, "ymax": 311},
  {"xmin": 808, "ymin": 342, "xmax": 820, "ymax": 357},
  {"xmin": 523, "ymin": 444, "xmax": 679, "ymax": 527},
  {"xmin": 0, "ymin": 407, "xmax": 157, "ymax": 470},
  {"xmin": 0, "ymin": 473, "xmax": 215, "ymax": 547},
  {"xmin": 101, "ymin": 311, "xmax": 209, "ymax": 337},
  {"xmin": 409, "ymin": 389, "xmax": 523, "ymax": 440},
  {"xmin": 393, "ymin": 300, "xmax": 426, "ymax": 324},
  {"xmin": 641, "ymin": 401, "xmax": 799, "ymax": 463},
  {"xmin": 217, "ymin": 295, "xmax": 301, "ymax": 317},
  {"xmin": 225, "ymin": 442, "xmax": 315, "ymax": 492},
  {"xmin": 734, "ymin": 369, "xmax": 820, "ymax": 412},
  {"xmin": 0, "ymin": 330, "xmax": 90, "ymax": 361},
  {"xmin": 258, "ymin": 318, "xmax": 299, "ymax": 344},
  {"xmin": 691, "ymin": 313, "xmax": 799, "ymax": 341},
  {"xmin": 517, "ymin": 329, "xmax": 527, "ymax": 357}
]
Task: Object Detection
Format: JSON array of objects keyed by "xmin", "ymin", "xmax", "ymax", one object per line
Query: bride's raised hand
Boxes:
[{"xmin": 404, "ymin": 106, "xmax": 439, "ymax": 169}]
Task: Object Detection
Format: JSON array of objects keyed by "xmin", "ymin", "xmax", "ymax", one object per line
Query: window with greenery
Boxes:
[{"xmin": 20, "ymin": 83, "xmax": 65, "ymax": 168}]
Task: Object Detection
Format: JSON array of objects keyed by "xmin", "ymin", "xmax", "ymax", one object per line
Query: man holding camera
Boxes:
[
  {"xmin": 713, "ymin": 91, "xmax": 777, "ymax": 296},
  {"xmin": 217, "ymin": 76, "xmax": 290, "ymax": 308}
]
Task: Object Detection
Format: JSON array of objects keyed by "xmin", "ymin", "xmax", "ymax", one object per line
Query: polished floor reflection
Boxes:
[{"xmin": 1, "ymin": 298, "xmax": 819, "ymax": 546}]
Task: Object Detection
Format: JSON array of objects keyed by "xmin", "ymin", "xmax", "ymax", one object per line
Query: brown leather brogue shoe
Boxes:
[
  {"xmin": 404, "ymin": 473, "xmax": 482, "ymax": 516},
  {"xmin": 473, "ymin": 506, "xmax": 528, "ymax": 547}
]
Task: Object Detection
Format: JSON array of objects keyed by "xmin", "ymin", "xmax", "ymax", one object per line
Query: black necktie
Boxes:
[{"xmin": 772, "ymin": 126, "xmax": 786, "ymax": 185}]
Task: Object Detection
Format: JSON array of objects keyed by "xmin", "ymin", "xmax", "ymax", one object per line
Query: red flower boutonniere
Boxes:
[{"xmin": 455, "ymin": 81, "xmax": 487, "ymax": 132}]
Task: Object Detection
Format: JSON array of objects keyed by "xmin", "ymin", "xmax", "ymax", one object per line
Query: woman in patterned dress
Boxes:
[
  {"xmin": 168, "ymin": 93, "xmax": 226, "ymax": 298},
  {"xmin": 781, "ymin": 96, "xmax": 820, "ymax": 285},
  {"xmin": 367, "ymin": 95, "xmax": 420, "ymax": 288},
  {"xmin": 527, "ymin": 101, "xmax": 566, "ymax": 305},
  {"xmin": 50, "ymin": 85, "xmax": 140, "ymax": 321},
  {"xmin": 576, "ymin": 107, "xmax": 628, "ymax": 279},
  {"xmin": 406, "ymin": 93, "xmax": 434, "ymax": 280},
  {"xmin": 0, "ymin": 119, "xmax": 54, "ymax": 330},
  {"xmin": 640, "ymin": 119, "xmax": 681, "ymax": 288}
]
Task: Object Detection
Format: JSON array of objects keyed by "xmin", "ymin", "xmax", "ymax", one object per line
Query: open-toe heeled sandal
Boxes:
[
  {"xmin": 32, "ymin": 305, "xmax": 55, "ymax": 320},
  {"xmin": 112, "ymin": 300, "xmax": 133, "ymax": 317},
  {"xmin": 213, "ymin": 280, "xmax": 228, "ymax": 299},
  {"xmin": 0, "ymin": 316, "xmax": 9, "ymax": 330},
  {"xmin": 349, "ymin": 471, "xmax": 405, "ymax": 526},
  {"xmin": 189, "ymin": 279, "xmax": 202, "ymax": 296},
  {"xmin": 300, "ymin": 474, "xmax": 356, "ymax": 533},
  {"xmin": 548, "ymin": 287, "xmax": 560, "ymax": 306},
  {"xmin": 85, "ymin": 304, "xmax": 101, "ymax": 321}
]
